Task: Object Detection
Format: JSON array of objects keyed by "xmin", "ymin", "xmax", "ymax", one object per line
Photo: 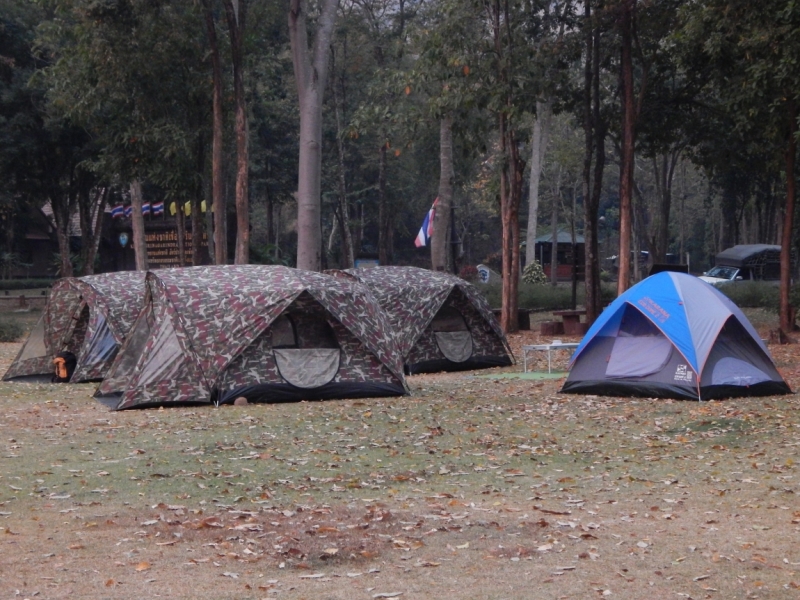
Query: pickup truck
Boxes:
[{"xmin": 698, "ymin": 244, "xmax": 782, "ymax": 285}]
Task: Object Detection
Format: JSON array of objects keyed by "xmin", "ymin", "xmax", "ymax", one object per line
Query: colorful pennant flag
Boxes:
[
  {"xmin": 123, "ymin": 205, "xmax": 133, "ymax": 218},
  {"xmin": 141, "ymin": 202, "xmax": 151, "ymax": 215},
  {"xmin": 152, "ymin": 201, "xmax": 164, "ymax": 216},
  {"xmin": 110, "ymin": 204, "xmax": 124, "ymax": 219}
]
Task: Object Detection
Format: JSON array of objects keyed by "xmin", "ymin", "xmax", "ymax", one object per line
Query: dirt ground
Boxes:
[{"xmin": 1, "ymin": 319, "xmax": 799, "ymax": 600}]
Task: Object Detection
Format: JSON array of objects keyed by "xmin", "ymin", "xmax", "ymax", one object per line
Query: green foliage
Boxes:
[
  {"xmin": 481, "ymin": 281, "xmax": 616, "ymax": 312},
  {"xmin": 0, "ymin": 318, "xmax": 24, "ymax": 342},
  {"xmin": 791, "ymin": 284, "xmax": 800, "ymax": 311},
  {"xmin": 521, "ymin": 260, "xmax": 547, "ymax": 285},
  {"xmin": 715, "ymin": 282, "xmax": 779, "ymax": 312},
  {"xmin": 250, "ymin": 244, "xmax": 293, "ymax": 268}
]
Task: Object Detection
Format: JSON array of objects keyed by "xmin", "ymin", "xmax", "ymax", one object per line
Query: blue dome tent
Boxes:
[{"xmin": 561, "ymin": 272, "xmax": 791, "ymax": 400}]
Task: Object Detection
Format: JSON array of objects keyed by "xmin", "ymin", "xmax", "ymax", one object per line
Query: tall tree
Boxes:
[
  {"xmin": 431, "ymin": 115, "xmax": 453, "ymax": 271},
  {"xmin": 224, "ymin": 0, "xmax": 250, "ymax": 264},
  {"xmin": 678, "ymin": 0, "xmax": 800, "ymax": 336},
  {"xmin": 616, "ymin": 0, "xmax": 636, "ymax": 294},
  {"xmin": 289, "ymin": 0, "xmax": 340, "ymax": 271},
  {"xmin": 203, "ymin": 0, "xmax": 227, "ymax": 265}
]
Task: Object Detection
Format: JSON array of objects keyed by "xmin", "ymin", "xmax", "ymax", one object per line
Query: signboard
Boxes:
[
  {"xmin": 354, "ymin": 258, "xmax": 380, "ymax": 269},
  {"xmin": 145, "ymin": 229, "xmax": 209, "ymax": 269}
]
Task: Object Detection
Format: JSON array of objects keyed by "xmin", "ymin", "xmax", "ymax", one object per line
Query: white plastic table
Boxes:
[{"xmin": 522, "ymin": 341, "xmax": 580, "ymax": 373}]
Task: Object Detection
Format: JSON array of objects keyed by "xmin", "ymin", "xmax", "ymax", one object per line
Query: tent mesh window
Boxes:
[
  {"xmin": 431, "ymin": 305, "xmax": 473, "ymax": 363},
  {"xmin": 271, "ymin": 315, "xmax": 296, "ymax": 348},
  {"xmin": 98, "ymin": 306, "xmax": 154, "ymax": 396},
  {"xmin": 220, "ymin": 298, "xmax": 342, "ymax": 392},
  {"xmin": 406, "ymin": 286, "xmax": 507, "ymax": 366}
]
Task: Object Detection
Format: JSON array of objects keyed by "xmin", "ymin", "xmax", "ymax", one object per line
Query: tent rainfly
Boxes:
[
  {"xmin": 95, "ymin": 265, "xmax": 408, "ymax": 410},
  {"xmin": 3, "ymin": 271, "xmax": 146, "ymax": 383},
  {"xmin": 561, "ymin": 272, "xmax": 791, "ymax": 400},
  {"xmin": 333, "ymin": 266, "xmax": 514, "ymax": 374}
]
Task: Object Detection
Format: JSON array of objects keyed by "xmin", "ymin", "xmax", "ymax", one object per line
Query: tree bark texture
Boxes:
[
  {"xmin": 224, "ymin": 0, "xmax": 250, "ymax": 264},
  {"xmin": 582, "ymin": 2, "xmax": 602, "ymax": 324},
  {"xmin": 432, "ymin": 115, "xmax": 454, "ymax": 272},
  {"xmin": 550, "ymin": 181, "xmax": 559, "ymax": 287},
  {"xmin": 129, "ymin": 180, "xmax": 149, "ymax": 271},
  {"xmin": 191, "ymin": 134, "xmax": 206, "ymax": 265},
  {"xmin": 204, "ymin": 0, "xmax": 227, "ymax": 265},
  {"xmin": 377, "ymin": 144, "xmax": 390, "ymax": 266},
  {"xmin": 490, "ymin": 0, "xmax": 524, "ymax": 334},
  {"xmin": 525, "ymin": 99, "xmax": 552, "ymax": 266},
  {"xmin": 289, "ymin": 0, "xmax": 339, "ymax": 272},
  {"xmin": 78, "ymin": 186, "xmax": 108, "ymax": 276},
  {"xmin": 51, "ymin": 193, "xmax": 74, "ymax": 278},
  {"xmin": 332, "ymin": 53, "xmax": 355, "ymax": 268},
  {"xmin": 616, "ymin": 0, "xmax": 635, "ymax": 295},
  {"xmin": 780, "ymin": 99, "xmax": 797, "ymax": 336}
]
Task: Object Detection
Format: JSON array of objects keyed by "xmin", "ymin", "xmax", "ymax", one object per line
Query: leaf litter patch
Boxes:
[{"xmin": 2, "ymin": 327, "xmax": 800, "ymax": 598}]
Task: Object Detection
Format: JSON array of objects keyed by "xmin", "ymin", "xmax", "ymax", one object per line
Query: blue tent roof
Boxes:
[{"xmin": 570, "ymin": 272, "xmax": 770, "ymax": 378}]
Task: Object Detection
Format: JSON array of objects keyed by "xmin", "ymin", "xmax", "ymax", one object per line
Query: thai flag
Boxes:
[
  {"xmin": 152, "ymin": 201, "xmax": 164, "ymax": 216},
  {"xmin": 110, "ymin": 204, "xmax": 124, "ymax": 219},
  {"xmin": 414, "ymin": 198, "xmax": 438, "ymax": 248},
  {"xmin": 124, "ymin": 205, "xmax": 133, "ymax": 218},
  {"xmin": 141, "ymin": 202, "xmax": 151, "ymax": 216}
]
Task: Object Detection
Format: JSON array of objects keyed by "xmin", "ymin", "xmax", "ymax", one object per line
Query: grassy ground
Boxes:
[{"xmin": 0, "ymin": 308, "xmax": 799, "ymax": 599}]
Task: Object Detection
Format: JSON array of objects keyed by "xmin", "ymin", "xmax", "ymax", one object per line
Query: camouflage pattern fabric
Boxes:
[
  {"xmin": 98, "ymin": 265, "xmax": 407, "ymax": 409},
  {"xmin": 3, "ymin": 271, "xmax": 146, "ymax": 382},
  {"xmin": 332, "ymin": 266, "xmax": 513, "ymax": 367}
]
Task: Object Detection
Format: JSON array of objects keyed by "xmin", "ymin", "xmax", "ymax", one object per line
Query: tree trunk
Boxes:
[
  {"xmin": 129, "ymin": 181, "xmax": 148, "ymax": 271},
  {"xmin": 192, "ymin": 135, "xmax": 205, "ymax": 265},
  {"xmin": 51, "ymin": 194, "xmax": 74, "ymax": 278},
  {"xmin": 617, "ymin": 0, "xmax": 635, "ymax": 295},
  {"xmin": 489, "ymin": 0, "xmax": 524, "ymax": 334},
  {"xmin": 525, "ymin": 99, "xmax": 552, "ymax": 266},
  {"xmin": 780, "ymin": 99, "xmax": 797, "ymax": 336},
  {"xmin": 432, "ymin": 115, "xmax": 454, "ymax": 272},
  {"xmin": 332, "ymin": 54, "xmax": 355, "ymax": 268},
  {"xmin": 583, "ymin": 0, "xmax": 602, "ymax": 324},
  {"xmin": 550, "ymin": 184, "xmax": 559, "ymax": 287},
  {"xmin": 289, "ymin": 0, "xmax": 339, "ymax": 272},
  {"xmin": 377, "ymin": 144, "xmax": 390, "ymax": 265},
  {"xmin": 224, "ymin": 0, "xmax": 249, "ymax": 265},
  {"xmin": 176, "ymin": 203, "xmax": 187, "ymax": 268},
  {"xmin": 204, "ymin": 0, "xmax": 227, "ymax": 265},
  {"xmin": 79, "ymin": 187, "xmax": 108, "ymax": 276}
]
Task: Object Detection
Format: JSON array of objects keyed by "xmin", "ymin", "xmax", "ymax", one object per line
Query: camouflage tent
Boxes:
[
  {"xmin": 333, "ymin": 266, "xmax": 513, "ymax": 374},
  {"xmin": 95, "ymin": 265, "xmax": 408, "ymax": 410},
  {"xmin": 3, "ymin": 271, "xmax": 146, "ymax": 383}
]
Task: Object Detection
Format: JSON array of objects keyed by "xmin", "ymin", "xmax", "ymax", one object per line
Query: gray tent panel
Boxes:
[
  {"xmin": 275, "ymin": 348, "xmax": 340, "ymax": 388},
  {"xmin": 606, "ymin": 336, "xmax": 672, "ymax": 378},
  {"xmin": 16, "ymin": 314, "xmax": 47, "ymax": 363},
  {"xmin": 711, "ymin": 357, "xmax": 771, "ymax": 386}
]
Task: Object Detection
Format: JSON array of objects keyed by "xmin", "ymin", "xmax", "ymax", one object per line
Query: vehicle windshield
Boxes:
[{"xmin": 706, "ymin": 266, "xmax": 739, "ymax": 280}]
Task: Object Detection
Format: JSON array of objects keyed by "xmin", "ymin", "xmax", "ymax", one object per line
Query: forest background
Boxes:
[{"xmin": 2, "ymin": 0, "xmax": 800, "ymax": 333}]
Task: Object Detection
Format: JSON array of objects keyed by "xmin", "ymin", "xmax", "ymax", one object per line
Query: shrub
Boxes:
[
  {"xmin": 459, "ymin": 265, "xmax": 479, "ymax": 282},
  {"xmin": 715, "ymin": 281, "xmax": 779, "ymax": 311},
  {"xmin": 0, "ymin": 319, "xmax": 24, "ymax": 342},
  {"xmin": 521, "ymin": 260, "xmax": 547, "ymax": 285}
]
